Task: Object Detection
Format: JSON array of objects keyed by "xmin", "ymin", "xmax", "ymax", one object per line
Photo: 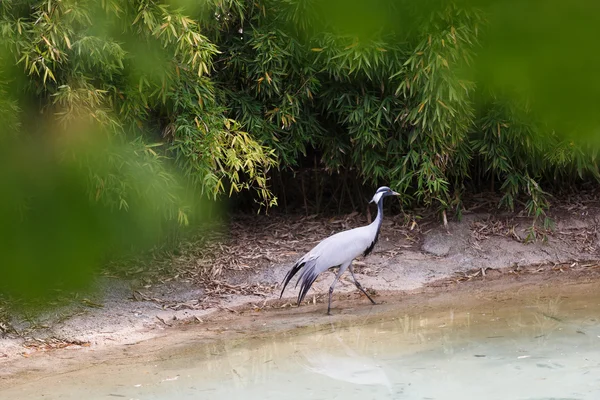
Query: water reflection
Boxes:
[
  {"xmin": 302, "ymin": 335, "xmax": 392, "ymax": 391},
  {"xmin": 4, "ymin": 294, "xmax": 600, "ymax": 399}
]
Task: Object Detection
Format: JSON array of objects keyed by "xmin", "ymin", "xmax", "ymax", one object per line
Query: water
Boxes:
[{"xmin": 3, "ymin": 293, "xmax": 600, "ymax": 399}]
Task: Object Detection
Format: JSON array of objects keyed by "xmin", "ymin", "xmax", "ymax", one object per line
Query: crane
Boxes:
[{"xmin": 279, "ymin": 186, "xmax": 399, "ymax": 314}]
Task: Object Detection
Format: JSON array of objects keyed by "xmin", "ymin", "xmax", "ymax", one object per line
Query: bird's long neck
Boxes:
[
  {"xmin": 371, "ymin": 198, "xmax": 384, "ymax": 234},
  {"xmin": 362, "ymin": 197, "xmax": 385, "ymax": 258}
]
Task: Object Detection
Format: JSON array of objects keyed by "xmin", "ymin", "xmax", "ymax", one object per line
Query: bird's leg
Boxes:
[
  {"xmin": 327, "ymin": 267, "xmax": 345, "ymax": 315},
  {"xmin": 349, "ymin": 265, "xmax": 377, "ymax": 305}
]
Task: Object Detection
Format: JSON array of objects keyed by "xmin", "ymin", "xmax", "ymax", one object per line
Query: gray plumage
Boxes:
[{"xmin": 280, "ymin": 186, "xmax": 399, "ymax": 314}]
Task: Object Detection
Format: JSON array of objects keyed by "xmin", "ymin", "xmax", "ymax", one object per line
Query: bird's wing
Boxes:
[{"xmin": 308, "ymin": 226, "xmax": 375, "ymax": 268}]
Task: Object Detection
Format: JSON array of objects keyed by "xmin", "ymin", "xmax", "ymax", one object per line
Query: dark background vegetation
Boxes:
[{"xmin": 1, "ymin": 0, "xmax": 600, "ymax": 299}]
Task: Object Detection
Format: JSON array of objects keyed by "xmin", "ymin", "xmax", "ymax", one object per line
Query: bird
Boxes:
[{"xmin": 279, "ymin": 186, "xmax": 400, "ymax": 314}]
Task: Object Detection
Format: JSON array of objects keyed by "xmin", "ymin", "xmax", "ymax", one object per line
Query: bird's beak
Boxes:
[
  {"xmin": 392, "ymin": 191, "xmax": 400, "ymax": 196},
  {"xmin": 369, "ymin": 199, "xmax": 374, "ymax": 204}
]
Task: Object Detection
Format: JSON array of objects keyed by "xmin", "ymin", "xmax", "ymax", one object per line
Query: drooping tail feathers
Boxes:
[
  {"xmin": 279, "ymin": 261, "xmax": 305, "ymax": 299},
  {"xmin": 296, "ymin": 262, "xmax": 320, "ymax": 306},
  {"xmin": 280, "ymin": 258, "xmax": 320, "ymax": 306}
]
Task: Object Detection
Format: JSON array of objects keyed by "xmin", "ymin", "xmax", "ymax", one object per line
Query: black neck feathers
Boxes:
[{"xmin": 363, "ymin": 198, "xmax": 384, "ymax": 257}]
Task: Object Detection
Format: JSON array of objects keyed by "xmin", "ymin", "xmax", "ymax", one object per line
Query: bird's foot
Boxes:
[{"xmin": 360, "ymin": 291, "xmax": 377, "ymax": 305}]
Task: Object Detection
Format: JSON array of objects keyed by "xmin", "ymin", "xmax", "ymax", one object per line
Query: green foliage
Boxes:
[
  {"xmin": 211, "ymin": 0, "xmax": 600, "ymax": 219},
  {"xmin": 0, "ymin": 0, "xmax": 277, "ymax": 214},
  {"xmin": 2, "ymin": 0, "xmax": 600, "ymax": 301},
  {"xmin": 1, "ymin": 0, "xmax": 599, "ymax": 225},
  {"xmin": 0, "ymin": 133, "xmax": 185, "ymax": 299},
  {"xmin": 0, "ymin": 0, "xmax": 278, "ymax": 299}
]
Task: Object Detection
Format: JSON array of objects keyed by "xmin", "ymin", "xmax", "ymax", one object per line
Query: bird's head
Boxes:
[{"xmin": 369, "ymin": 186, "xmax": 400, "ymax": 204}]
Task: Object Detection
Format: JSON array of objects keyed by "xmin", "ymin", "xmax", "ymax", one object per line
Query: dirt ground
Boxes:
[{"xmin": 1, "ymin": 199, "xmax": 600, "ymax": 386}]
